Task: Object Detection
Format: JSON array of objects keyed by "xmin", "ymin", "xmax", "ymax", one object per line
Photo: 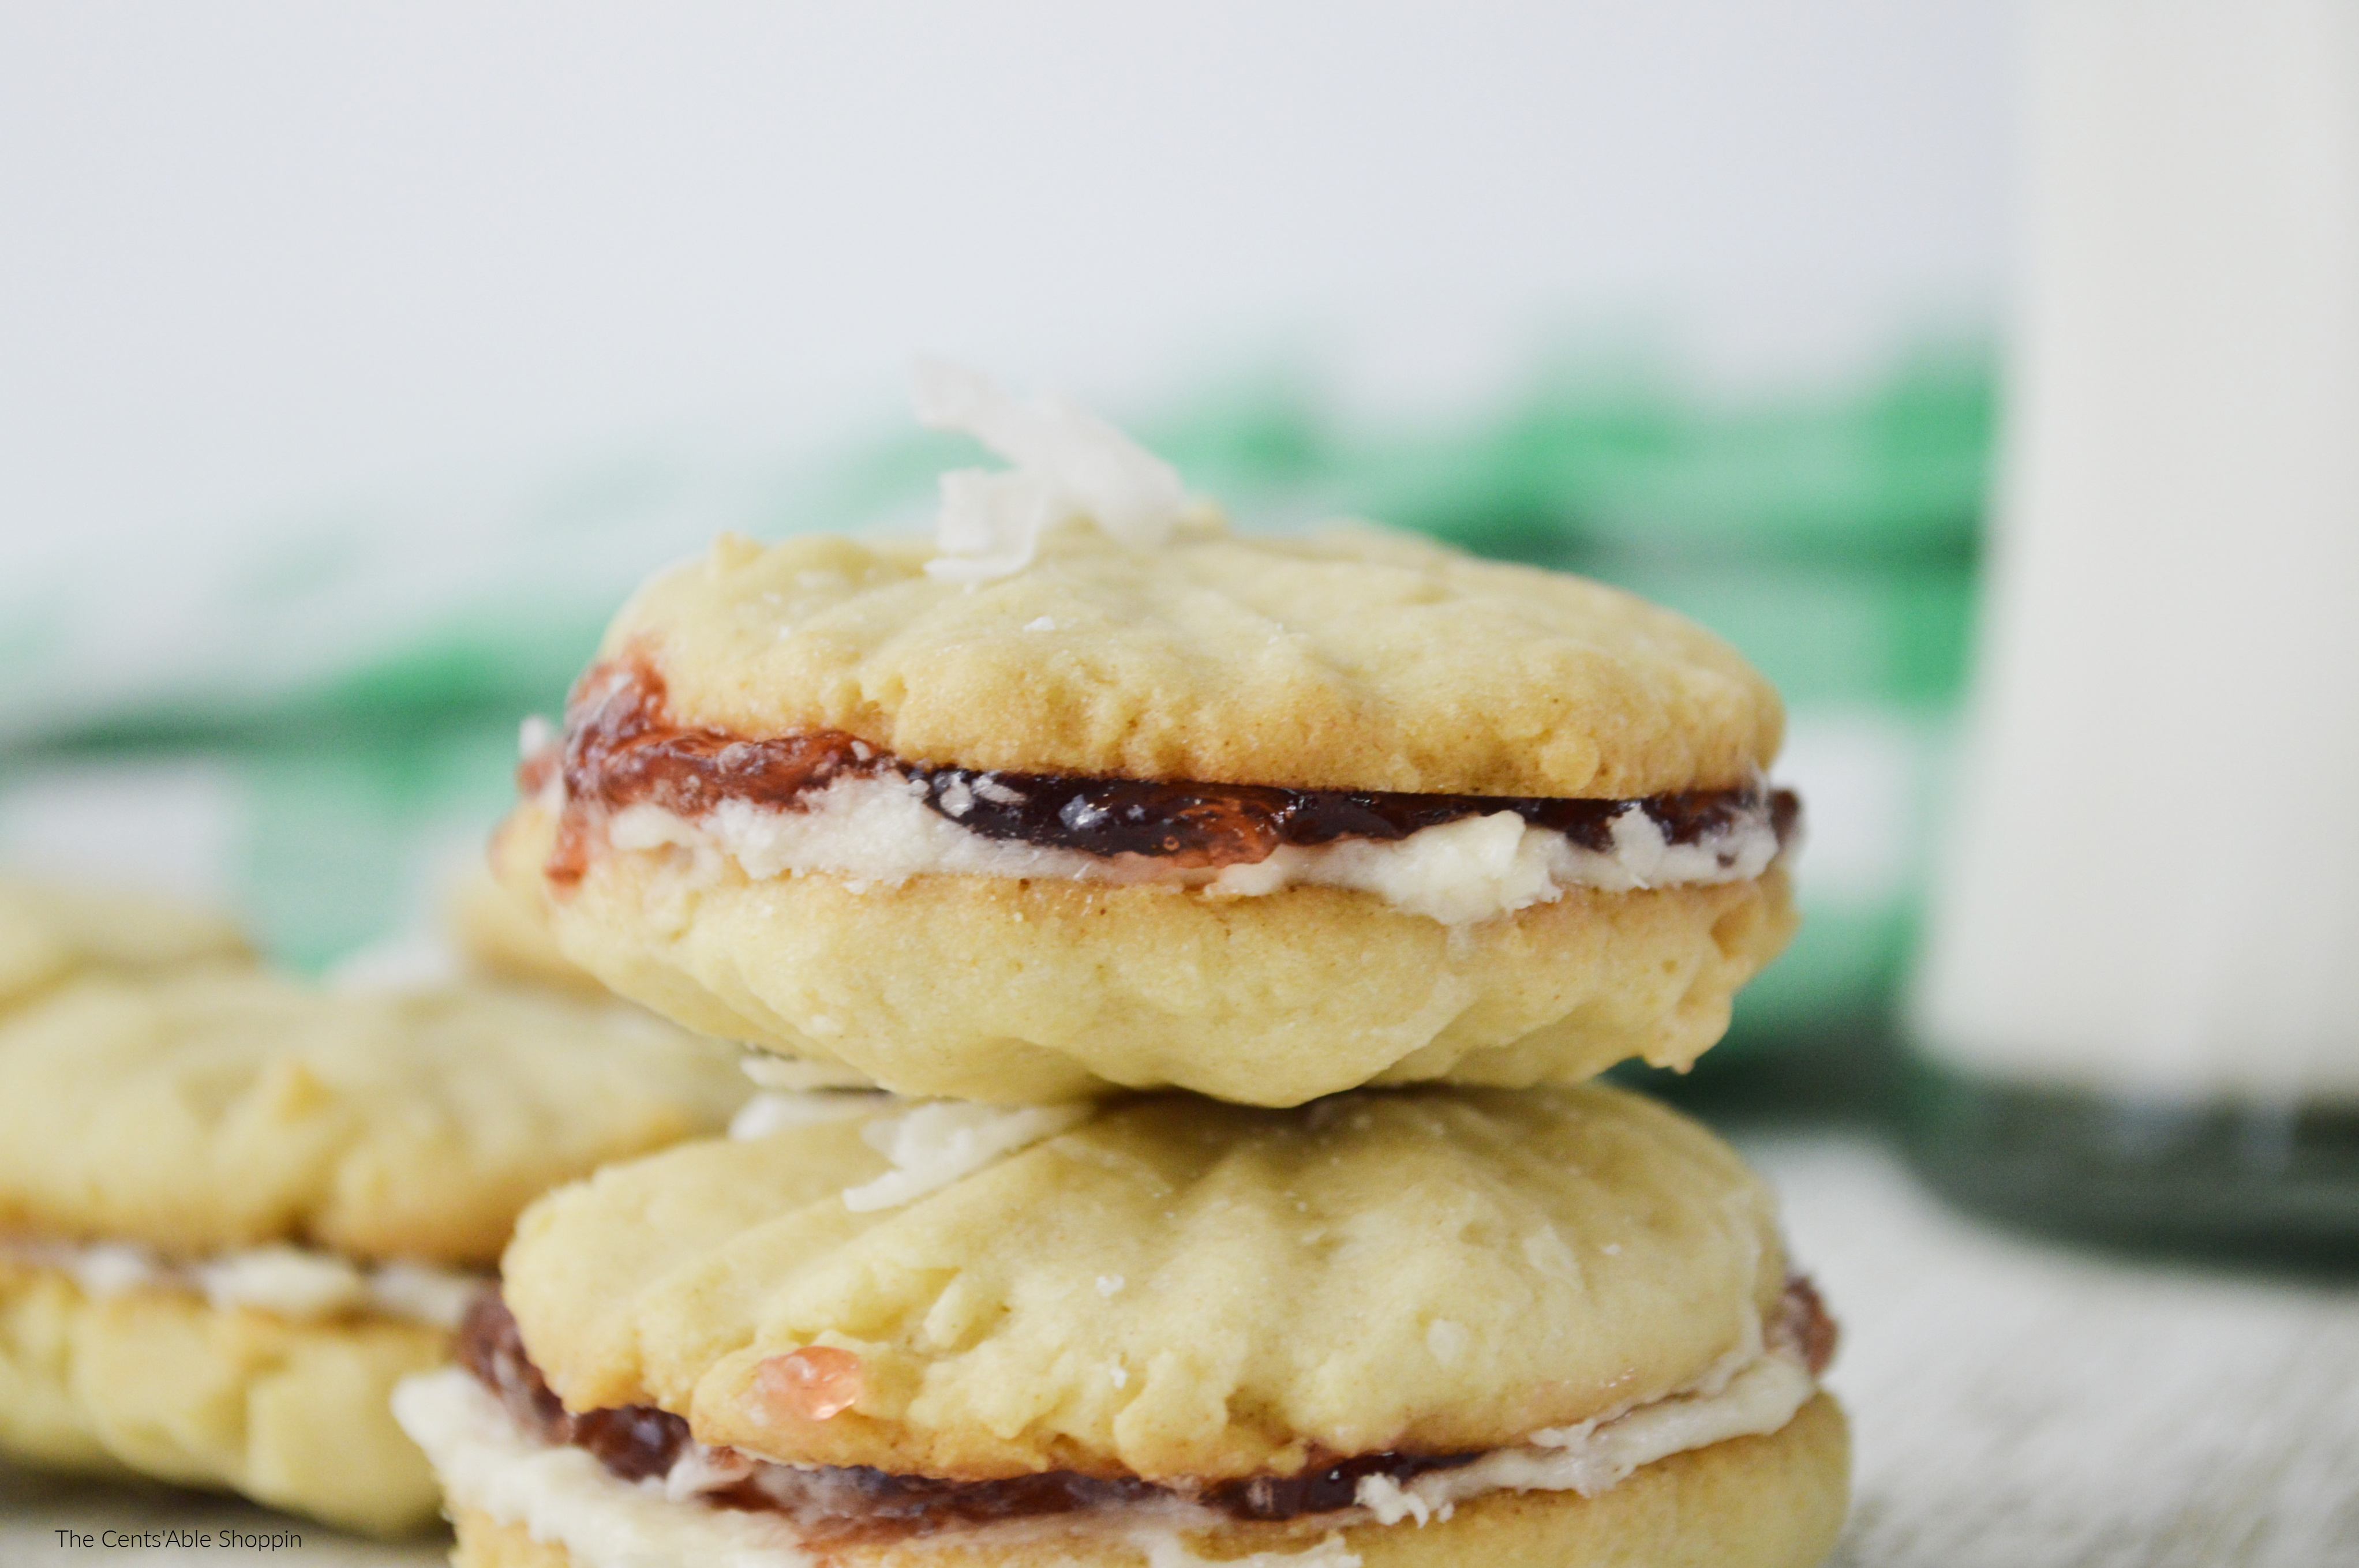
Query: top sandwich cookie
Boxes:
[{"xmin": 505, "ymin": 365, "xmax": 1802, "ymax": 1105}]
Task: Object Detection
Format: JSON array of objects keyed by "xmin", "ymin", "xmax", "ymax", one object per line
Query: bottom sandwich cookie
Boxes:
[{"xmin": 398, "ymin": 1085, "xmax": 1848, "ymax": 1565}]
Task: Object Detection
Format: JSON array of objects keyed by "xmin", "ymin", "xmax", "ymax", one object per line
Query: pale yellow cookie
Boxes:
[
  {"xmin": 0, "ymin": 968, "xmax": 751, "ymax": 1264},
  {"xmin": 612, "ymin": 523, "xmax": 1780, "ymax": 797},
  {"xmin": 0, "ymin": 1258, "xmax": 446, "ymax": 1536},
  {"xmin": 447, "ymin": 1396, "xmax": 1847, "ymax": 1568},
  {"xmin": 445, "ymin": 857, "xmax": 608, "ymax": 997},
  {"xmin": 0, "ymin": 877, "xmax": 250, "ymax": 1014},
  {"xmin": 504, "ymin": 1085, "xmax": 1790, "ymax": 1483},
  {"xmin": 500, "ymin": 800, "xmax": 1794, "ymax": 1105}
]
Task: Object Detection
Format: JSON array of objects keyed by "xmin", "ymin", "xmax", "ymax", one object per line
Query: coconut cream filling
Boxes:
[
  {"xmin": 601, "ymin": 773, "xmax": 1783, "ymax": 926},
  {"xmin": 393, "ymin": 1338, "xmax": 1813, "ymax": 1568},
  {"xmin": 1, "ymin": 1236, "xmax": 485, "ymax": 1330}
]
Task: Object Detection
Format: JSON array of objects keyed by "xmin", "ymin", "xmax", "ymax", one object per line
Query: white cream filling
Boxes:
[
  {"xmin": 602, "ymin": 774, "xmax": 1781, "ymax": 927},
  {"xmin": 396, "ymin": 1371, "xmax": 817, "ymax": 1567},
  {"xmin": 1350, "ymin": 1355, "xmax": 1813, "ymax": 1523},
  {"xmin": 727, "ymin": 1089, "xmax": 892, "ymax": 1142},
  {"xmin": 393, "ymin": 1333, "xmax": 1814, "ymax": 1568},
  {"xmin": 2, "ymin": 1237, "xmax": 484, "ymax": 1329}
]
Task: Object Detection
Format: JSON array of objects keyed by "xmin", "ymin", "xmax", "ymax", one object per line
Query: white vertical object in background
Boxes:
[{"xmin": 1914, "ymin": 1, "xmax": 2359, "ymax": 1098}]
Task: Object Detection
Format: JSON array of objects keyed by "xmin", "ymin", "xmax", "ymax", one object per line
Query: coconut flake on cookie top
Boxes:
[{"xmin": 912, "ymin": 358, "xmax": 1192, "ymax": 583}]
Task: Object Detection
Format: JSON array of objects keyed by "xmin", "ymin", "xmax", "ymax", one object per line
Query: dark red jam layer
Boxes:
[
  {"xmin": 458, "ymin": 1282, "xmax": 1835, "ymax": 1540},
  {"xmin": 1781, "ymin": 1274, "xmax": 1840, "ymax": 1379},
  {"xmin": 537, "ymin": 659, "xmax": 1799, "ymax": 885}
]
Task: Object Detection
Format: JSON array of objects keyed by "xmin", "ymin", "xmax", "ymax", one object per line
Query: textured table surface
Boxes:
[{"xmin": 6, "ymin": 1132, "xmax": 2355, "ymax": 1567}]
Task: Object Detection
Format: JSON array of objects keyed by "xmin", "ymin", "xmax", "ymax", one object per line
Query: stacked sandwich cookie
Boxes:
[
  {"xmin": 0, "ymin": 890, "xmax": 750, "ymax": 1536},
  {"xmin": 410, "ymin": 365, "xmax": 1848, "ymax": 1567}
]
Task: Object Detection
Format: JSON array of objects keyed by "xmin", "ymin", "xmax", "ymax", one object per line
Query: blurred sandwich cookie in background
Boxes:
[
  {"xmin": 0, "ymin": 952, "xmax": 750, "ymax": 1535},
  {"xmin": 0, "ymin": 877, "xmax": 252, "ymax": 1016}
]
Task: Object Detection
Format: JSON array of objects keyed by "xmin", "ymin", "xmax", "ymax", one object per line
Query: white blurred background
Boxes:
[
  {"xmin": 0, "ymin": 2, "xmax": 2008, "ymax": 989},
  {"xmin": 3, "ymin": 1, "xmax": 2006, "ymax": 560}
]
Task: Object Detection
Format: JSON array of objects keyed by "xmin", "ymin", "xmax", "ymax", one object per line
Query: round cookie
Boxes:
[
  {"xmin": 503, "ymin": 1085, "xmax": 1792, "ymax": 1483},
  {"xmin": 0, "ymin": 876, "xmax": 250, "ymax": 1015},
  {"xmin": 445, "ymin": 857, "xmax": 609, "ymax": 997},
  {"xmin": 0, "ymin": 1257, "xmax": 445, "ymax": 1536},
  {"xmin": 504, "ymin": 517, "xmax": 1803, "ymax": 1105},
  {"xmin": 609, "ymin": 523, "xmax": 1781, "ymax": 797},
  {"xmin": 0, "ymin": 967, "xmax": 751, "ymax": 1264},
  {"xmin": 444, "ymin": 1395, "xmax": 1849, "ymax": 1568}
]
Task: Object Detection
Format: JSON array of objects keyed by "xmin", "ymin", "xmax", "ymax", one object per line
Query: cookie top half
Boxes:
[
  {"xmin": 605, "ymin": 521, "xmax": 1781, "ymax": 798},
  {"xmin": 0, "ymin": 877, "xmax": 252, "ymax": 1013},
  {"xmin": 503, "ymin": 1085, "xmax": 1787, "ymax": 1485},
  {"xmin": 0, "ymin": 969, "xmax": 750, "ymax": 1266}
]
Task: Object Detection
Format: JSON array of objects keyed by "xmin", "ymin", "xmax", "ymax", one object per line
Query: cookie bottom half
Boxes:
[
  {"xmin": 0, "ymin": 1261, "xmax": 447, "ymax": 1537},
  {"xmin": 448, "ymin": 1393, "xmax": 1847, "ymax": 1568},
  {"xmin": 507, "ymin": 806, "xmax": 1796, "ymax": 1106}
]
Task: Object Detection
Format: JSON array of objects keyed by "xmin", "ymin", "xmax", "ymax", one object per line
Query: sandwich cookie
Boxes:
[
  {"xmin": 397, "ymin": 1083, "xmax": 1848, "ymax": 1567},
  {"xmin": 501, "ymin": 366, "xmax": 1800, "ymax": 1105},
  {"xmin": 0, "ymin": 876, "xmax": 251, "ymax": 1015},
  {"xmin": 0, "ymin": 963, "xmax": 751, "ymax": 1535}
]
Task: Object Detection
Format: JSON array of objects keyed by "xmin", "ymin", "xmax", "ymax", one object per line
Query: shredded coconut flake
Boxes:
[
  {"xmin": 841, "ymin": 1102, "xmax": 1094, "ymax": 1212},
  {"xmin": 911, "ymin": 359, "xmax": 1185, "ymax": 583},
  {"xmin": 1353, "ymin": 1472, "xmax": 1435, "ymax": 1527}
]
